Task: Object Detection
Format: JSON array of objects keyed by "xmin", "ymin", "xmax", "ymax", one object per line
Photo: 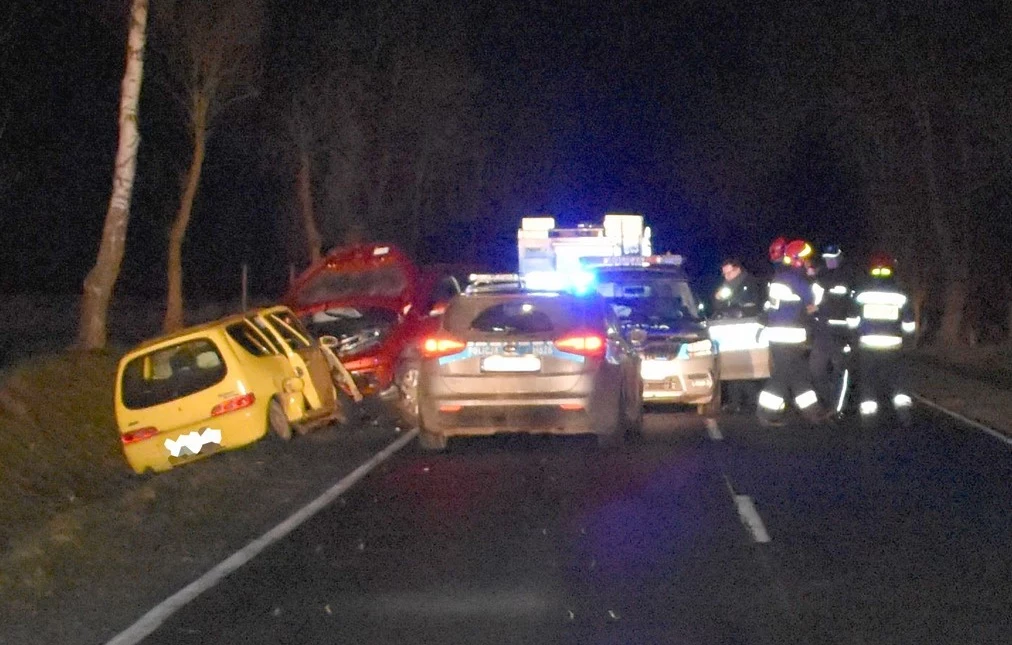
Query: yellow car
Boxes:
[{"xmin": 114, "ymin": 305, "xmax": 357, "ymax": 474}]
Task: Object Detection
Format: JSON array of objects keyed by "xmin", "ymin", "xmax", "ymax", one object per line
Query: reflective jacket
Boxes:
[
  {"xmin": 762, "ymin": 266, "xmax": 815, "ymax": 345},
  {"xmin": 812, "ymin": 266, "xmax": 857, "ymax": 334},
  {"xmin": 713, "ymin": 270, "xmax": 762, "ymax": 319},
  {"xmin": 853, "ymin": 276, "xmax": 914, "ymax": 351}
]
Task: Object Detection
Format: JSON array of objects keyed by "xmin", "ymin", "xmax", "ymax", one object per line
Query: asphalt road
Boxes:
[{"xmin": 129, "ymin": 406, "xmax": 1012, "ymax": 645}]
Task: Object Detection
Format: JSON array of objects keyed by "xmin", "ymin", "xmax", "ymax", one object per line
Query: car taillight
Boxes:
[
  {"xmin": 211, "ymin": 392, "xmax": 256, "ymax": 416},
  {"xmin": 554, "ymin": 333, "xmax": 606, "ymax": 357},
  {"xmin": 121, "ymin": 426, "xmax": 159, "ymax": 445},
  {"xmin": 421, "ymin": 335, "xmax": 466, "ymax": 359}
]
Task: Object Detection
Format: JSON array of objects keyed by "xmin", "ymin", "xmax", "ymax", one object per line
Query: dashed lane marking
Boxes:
[
  {"xmin": 723, "ymin": 474, "xmax": 772, "ymax": 544},
  {"xmin": 734, "ymin": 495, "xmax": 772, "ymax": 544},
  {"xmin": 105, "ymin": 428, "xmax": 420, "ymax": 645},
  {"xmin": 913, "ymin": 394, "xmax": 1012, "ymax": 448},
  {"xmin": 705, "ymin": 418, "xmax": 723, "ymax": 441}
]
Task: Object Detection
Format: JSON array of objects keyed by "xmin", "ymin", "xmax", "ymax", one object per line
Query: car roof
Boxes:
[{"xmin": 124, "ymin": 305, "xmax": 294, "ymax": 355}]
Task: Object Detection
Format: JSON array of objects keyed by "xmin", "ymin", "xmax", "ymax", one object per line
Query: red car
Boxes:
[{"xmin": 284, "ymin": 244, "xmax": 461, "ymax": 425}]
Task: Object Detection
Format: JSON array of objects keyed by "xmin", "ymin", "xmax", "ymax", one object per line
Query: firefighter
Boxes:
[
  {"xmin": 713, "ymin": 257, "xmax": 762, "ymax": 412},
  {"xmin": 757, "ymin": 239, "xmax": 829, "ymax": 426},
  {"xmin": 808, "ymin": 244, "xmax": 856, "ymax": 416},
  {"xmin": 768, "ymin": 237, "xmax": 788, "ymax": 265},
  {"xmin": 853, "ymin": 253, "xmax": 916, "ymax": 427}
]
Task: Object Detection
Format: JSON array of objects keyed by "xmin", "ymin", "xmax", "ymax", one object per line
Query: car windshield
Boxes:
[
  {"xmin": 293, "ymin": 265, "xmax": 409, "ymax": 308},
  {"xmin": 444, "ymin": 293, "xmax": 604, "ymax": 336},
  {"xmin": 593, "ymin": 270, "xmax": 701, "ymax": 322},
  {"xmin": 120, "ymin": 338, "xmax": 227, "ymax": 409}
]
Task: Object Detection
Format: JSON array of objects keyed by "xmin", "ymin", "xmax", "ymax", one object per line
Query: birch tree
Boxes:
[{"xmin": 77, "ymin": 0, "xmax": 148, "ymax": 350}]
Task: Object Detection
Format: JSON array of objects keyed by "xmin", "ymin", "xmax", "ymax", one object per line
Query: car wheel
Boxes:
[
  {"xmin": 698, "ymin": 379, "xmax": 722, "ymax": 416},
  {"xmin": 623, "ymin": 383, "xmax": 644, "ymax": 436},
  {"xmin": 394, "ymin": 358, "xmax": 421, "ymax": 428},
  {"xmin": 417, "ymin": 429, "xmax": 448, "ymax": 452},
  {"xmin": 268, "ymin": 398, "xmax": 293, "ymax": 441},
  {"xmin": 598, "ymin": 397, "xmax": 625, "ymax": 449}
]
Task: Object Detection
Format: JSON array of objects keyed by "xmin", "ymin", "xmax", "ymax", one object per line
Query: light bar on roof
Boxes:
[
  {"xmin": 580, "ymin": 253, "xmax": 683, "ymax": 268},
  {"xmin": 468, "ymin": 273, "xmax": 523, "ymax": 284}
]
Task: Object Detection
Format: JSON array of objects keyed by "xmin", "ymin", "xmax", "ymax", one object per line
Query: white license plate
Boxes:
[
  {"xmin": 641, "ymin": 359, "xmax": 677, "ymax": 381},
  {"xmin": 481, "ymin": 354, "xmax": 542, "ymax": 372},
  {"xmin": 863, "ymin": 304, "xmax": 899, "ymax": 320}
]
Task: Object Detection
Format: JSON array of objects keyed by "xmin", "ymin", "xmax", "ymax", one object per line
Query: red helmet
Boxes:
[
  {"xmin": 783, "ymin": 239, "xmax": 814, "ymax": 268},
  {"xmin": 768, "ymin": 237, "xmax": 788, "ymax": 263},
  {"xmin": 869, "ymin": 252, "xmax": 895, "ymax": 277}
]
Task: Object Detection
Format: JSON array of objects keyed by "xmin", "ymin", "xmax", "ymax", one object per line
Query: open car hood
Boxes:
[{"xmin": 284, "ymin": 244, "xmax": 419, "ymax": 315}]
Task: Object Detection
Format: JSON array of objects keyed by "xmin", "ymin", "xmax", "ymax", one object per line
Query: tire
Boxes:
[
  {"xmin": 623, "ymin": 383, "xmax": 644, "ymax": 437},
  {"xmin": 698, "ymin": 379, "xmax": 722, "ymax": 416},
  {"xmin": 417, "ymin": 429, "xmax": 448, "ymax": 452},
  {"xmin": 393, "ymin": 358, "xmax": 421, "ymax": 428},
  {"xmin": 597, "ymin": 397, "xmax": 625, "ymax": 449},
  {"xmin": 268, "ymin": 399, "xmax": 293, "ymax": 441}
]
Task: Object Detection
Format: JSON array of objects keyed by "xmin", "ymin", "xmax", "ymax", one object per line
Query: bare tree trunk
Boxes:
[
  {"xmin": 163, "ymin": 97, "xmax": 208, "ymax": 333},
  {"xmin": 297, "ymin": 148, "xmax": 322, "ymax": 265},
  {"xmin": 78, "ymin": 0, "xmax": 148, "ymax": 350},
  {"xmin": 913, "ymin": 84, "xmax": 966, "ymax": 346}
]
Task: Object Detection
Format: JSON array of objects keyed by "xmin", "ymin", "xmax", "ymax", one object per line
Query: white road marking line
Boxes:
[
  {"xmin": 913, "ymin": 394, "xmax": 1012, "ymax": 448},
  {"xmin": 705, "ymin": 418, "xmax": 723, "ymax": 441},
  {"xmin": 105, "ymin": 428, "xmax": 420, "ymax": 645},
  {"xmin": 734, "ymin": 495, "xmax": 771, "ymax": 543}
]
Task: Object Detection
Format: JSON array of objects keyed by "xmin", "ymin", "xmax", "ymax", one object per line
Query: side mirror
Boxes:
[
  {"xmin": 319, "ymin": 335, "xmax": 340, "ymax": 349},
  {"xmin": 428, "ymin": 301, "xmax": 448, "ymax": 317}
]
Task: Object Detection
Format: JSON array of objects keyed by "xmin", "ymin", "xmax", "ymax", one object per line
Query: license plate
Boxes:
[
  {"xmin": 468, "ymin": 341, "xmax": 553, "ymax": 356},
  {"xmin": 481, "ymin": 354, "xmax": 542, "ymax": 372},
  {"xmin": 641, "ymin": 360, "xmax": 676, "ymax": 381},
  {"xmin": 863, "ymin": 304, "xmax": 899, "ymax": 320}
]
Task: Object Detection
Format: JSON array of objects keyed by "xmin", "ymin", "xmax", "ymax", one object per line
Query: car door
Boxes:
[{"xmin": 259, "ymin": 309, "xmax": 336, "ymax": 412}]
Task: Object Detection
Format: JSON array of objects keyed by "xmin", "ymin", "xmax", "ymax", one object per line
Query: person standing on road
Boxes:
[
  {"xmin": 808, "ymin": 244, "xmax": 857, "ymax": 416},
  {"xmin": 853, "ymin": 253, "xmax": 916, "ymax": 427},
  {"xmin": 714, "ymin": 257, "xmax": 762, "ymax": 319},
  {"xmin": 713, "ymin": 257, "xmax": 762, "ymax": 412},
  {"xmin": 756, "ymin": 239, "xmax": 829, "ymax": 426}
]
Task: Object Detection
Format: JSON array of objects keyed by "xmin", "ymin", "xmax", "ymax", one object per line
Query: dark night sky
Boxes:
[{"xmin": 2, "ymin": 1, "xmax": 1009, "ymax": 313}]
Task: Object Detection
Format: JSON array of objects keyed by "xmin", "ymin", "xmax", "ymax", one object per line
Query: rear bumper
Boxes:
[{"xmin": 420, "ymin": 386, "xmax": 618, "ymax": 438}]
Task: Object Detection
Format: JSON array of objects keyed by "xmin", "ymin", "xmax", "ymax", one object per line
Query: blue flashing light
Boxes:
[{"xmin": 521, "ymin": 269, "xmax": 596, "ymax": 295}]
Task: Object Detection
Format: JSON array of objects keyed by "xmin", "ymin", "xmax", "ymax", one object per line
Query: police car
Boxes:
[
  {"xmin": 416, "ymin": 274, "xmax": 644, "ymax": 451},
  {"xmin": 582, "ymin": 255, "xmax": 721, "ymax": 414}
]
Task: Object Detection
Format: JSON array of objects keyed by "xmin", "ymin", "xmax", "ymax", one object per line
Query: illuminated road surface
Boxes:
[{"xmin": 134, "ymin": 406, "xmax": 1012, "ymax": 645}]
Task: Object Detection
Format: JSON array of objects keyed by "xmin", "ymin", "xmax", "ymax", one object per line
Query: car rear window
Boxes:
[
  {"xmin": 121, "ymin": 338, "xmax": 227, "ymax": 409},
  {"xmin": 444, "ymin": 294, "xmax": 605, "ymax": 336}
]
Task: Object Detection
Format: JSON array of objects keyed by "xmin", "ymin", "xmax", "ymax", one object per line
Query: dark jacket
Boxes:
[
  {"xmin": 763, "ymin": 265, "xmax": 815, "ymax": 344},
  {"xmin": 813, "ymin": 266, "xmax": 857, "ymax": 335},
  {"xmin": 714, "ymin": 270, "xmax": 762, "ymax": 319},
  {"xmin": 853, "ymin": 275, "xmax": 914, "ymax": 349}
]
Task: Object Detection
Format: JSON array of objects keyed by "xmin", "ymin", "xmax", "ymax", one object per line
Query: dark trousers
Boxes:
[
  {"xmin": 857, "ymin": 348, "xmax": 904, "ymax": 405},
  {"xmin": 724, "ymin": 379, "xmax": 757, "ymax": 411},
  {"xmin": 764, "ymin": 343, "xmax": 817, "ymax": 410},
  {"xmin": 809, "ymin": 331, "xmax": 850, "ymax": 411}
]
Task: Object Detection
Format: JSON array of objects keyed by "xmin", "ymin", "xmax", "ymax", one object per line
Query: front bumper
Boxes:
[{"xmin": 639, "ymin": 354, "xmax": 716, "ymax": 403}]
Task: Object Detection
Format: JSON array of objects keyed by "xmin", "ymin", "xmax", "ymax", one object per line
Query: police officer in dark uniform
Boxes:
[
  {"xmin": 853, "ymin": 253, "xmax": 916, "ymax": 427},
  {"xmin": 712, "ymin": 258, "xmax": 763, "ymax": 412},
  {"xmin": 809, "ymin": 244, "xmax": 856, "ymax": 416},
  {"xmin": 756, "ymin": 239, "xmax": 829, "ymax": 426},
  {"xmin": 714, "ymin": 257, "xmax": 762, "ymax": 318}
]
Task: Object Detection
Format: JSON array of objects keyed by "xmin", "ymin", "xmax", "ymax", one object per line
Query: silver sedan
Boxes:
[{"xmin": 416, "ymin": 288, "xmax": 643, "ymax": 451}]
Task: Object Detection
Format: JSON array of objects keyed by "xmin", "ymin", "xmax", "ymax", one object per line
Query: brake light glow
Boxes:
[
  {"xmin": 554, "ymin": 333, "xmax": 605, "ymax": 357},
  {"xmin": 211, "ymin": 392, "xmax": 256, "ymax": 416},
  {"xmin": 421, "ymin": 336, "xmax": 466, "ymax": 358},
  {"xmin": 121, "ymin": 426, "xmax": 159, "ymax": 445}
]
